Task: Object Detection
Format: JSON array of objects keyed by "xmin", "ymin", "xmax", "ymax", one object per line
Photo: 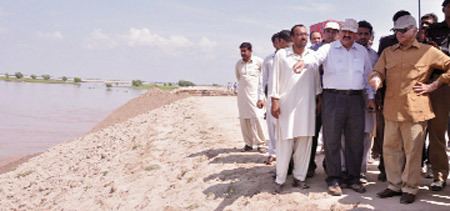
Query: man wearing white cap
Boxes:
[
  {"xmin": 307, "ymin": 20, "xmax": 340, "ymax": 178},
  {"xmin": 369, "ymin": 15, "xmax": 450, "ymax": 204},
  {"xmin": 293, "ymin": 18, "xmax": 375, "ymax": 196}
]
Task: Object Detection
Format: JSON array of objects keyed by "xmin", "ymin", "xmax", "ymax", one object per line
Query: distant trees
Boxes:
[
  {"xmin": 42, "ymin": 74, "xmax": 51, "ymax": 80},
  {"xmin": 132, "ymin": 80, "xmax": 143, "ymax": 87},
  {"xmin": 30, "ymin": 74, "xmax": 37, "ymax": 79},
  {"xmin": 62, "ymin": 76, "xmax": 68, "ymax": 81},
  {"xmin": 15, "ymin": 72, "xmax": 24, "ymax": 79},
  {"xmin": 178, "ymin": 80, "xmax": 195, "ymax": 87},
  {"xmin": 73, "ymin": 77, "xmax": 82, "ymax": 83}
]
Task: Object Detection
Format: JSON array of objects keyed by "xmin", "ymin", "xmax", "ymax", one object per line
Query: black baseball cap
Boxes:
[{"xmin": 443, "ymin": 0, "xmax": 450, "ymax": 7}]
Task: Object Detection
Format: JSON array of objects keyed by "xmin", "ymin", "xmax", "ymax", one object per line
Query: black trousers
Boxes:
[
  {"xmin": 322, "ymin": 91, "xmax": 365, "ymax": 186},
  {"xmin": 308, "ymin": 107, "xmax": 322, "ymax": 172}
]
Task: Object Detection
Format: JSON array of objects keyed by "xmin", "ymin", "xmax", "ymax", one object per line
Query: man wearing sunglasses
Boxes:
[{"xmin": 369, "ymin": 15, "xmax": 450, "ymax": 204}]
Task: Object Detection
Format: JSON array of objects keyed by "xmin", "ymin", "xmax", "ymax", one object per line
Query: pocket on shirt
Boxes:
[
  {"xmin": 406, "ymin": 92, "xmax": 428, "ymax": 112},
  {"xmin": 407, "ymin": 63, "xmax": 428, "ymax": 79},
  {"xmin": 353, "ymin": 58, "xmax": 364, "ymax": 73}
]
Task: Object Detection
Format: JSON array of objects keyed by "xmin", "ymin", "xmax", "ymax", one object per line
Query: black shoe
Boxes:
[
  {"xmin": 242, "ymin": 145, "xmax": 252, "ymax": 152},
  {"xmin": 306, "ymin": 170, "xmax": 315, "ymax": 178},
  {"xmin": 378, "ymin": 172, "xmax": 387, "ymax": 182},
  {"xmin": 257, "ymin": 146, "xmax": 266, "ymax": 153},
  {"xmin": 430, "ymin": 180, "xmax": 447, "ymax": 191},
  {"xmin": 349, "ymin": 183, "xmax": 366, "ymax": 193},
  {"xmin": 376, "ymin": 188, "xmax": 402, "ymax": 198},
  {"xmin": 293, "ymin": 178, "xmax": 310, "ymax": 189},
  {"xmin": 400, "ymin": 193, "xmax": 416, "ymax": 204},
  {"xmin": 274, "ymin": 183, "xmax": 283, "ymax": 193}
]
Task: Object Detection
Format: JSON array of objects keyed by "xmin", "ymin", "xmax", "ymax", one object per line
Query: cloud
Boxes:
[
  {"xmin": 125, "ymin": 28, "xmax": 194, "ymax": 48},
  {"xmin": 37, "ymin": 31, "xmax": 64, "ymax": 40},
  {"xmin": 85, "ymin": 29, "xmax": 118, "ymax": 49},
  {"xmin": 290, "ymin": 2, "xmax": 333, "ymax": 13},
  {"xmin": 198, "ymin": 37, "xmax": 217, "ymax": 49},
  {"xmin": 84, "ymin": 28, "xmax": 217, "ymax": 53}
]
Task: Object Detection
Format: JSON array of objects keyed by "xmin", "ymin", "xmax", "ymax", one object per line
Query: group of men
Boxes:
[{"xmin": 234, "ymin": 0, "xmax": 450, "ymax": 205}]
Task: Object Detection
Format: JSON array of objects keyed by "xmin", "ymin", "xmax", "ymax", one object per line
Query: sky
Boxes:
[{"xmin": 0, "ymin": 0, "xmax": 445, "ymax": 85}]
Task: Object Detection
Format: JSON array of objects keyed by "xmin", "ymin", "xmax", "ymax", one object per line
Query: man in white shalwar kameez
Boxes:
[
  {"xmin": 235, "ymin": 42, "xmax": 266, "ymax": 152},
  {"xmin": 270, "ymin": 25, "xmax": 322, "ymax": 192}
]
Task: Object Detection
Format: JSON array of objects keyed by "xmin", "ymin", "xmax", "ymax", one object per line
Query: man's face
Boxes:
[
  {"xmin": 291, "ymin": 26, "xmax": 308, "ymax": 49},
  {"xmin": 356, "ymin": 27, "xmax": 371, "ymax": 47},
  {"xmin": 278, "ymin": 39, "xmax": 291, "ymax": 48},
  {"xmin": 310, "ymin": 32, "xmax": 322, "ymax": 45},
  {"xmin": 240, "ymin": 48, "xmax": 252, "ymax": 61},
  {"xmin": 323, "ymin": 28, "xmax": 339, "ymax": 43},
  {"xmin": 340, "ymin": 30, "xmax": 356, "ymax": 48},
  {"xmin": 272, "ymin": 38, "xmax": 281, "ymax": 49},
  {"xmin": 395, "ymin": 26, "xmax": 417, "ymax": 45}
]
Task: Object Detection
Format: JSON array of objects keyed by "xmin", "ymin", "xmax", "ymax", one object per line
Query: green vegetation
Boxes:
[
  {"xmin": 131, "ymin": 80, "xmax": 143, "ymax": 87},
  {"xmin": 41, "ymin": 74, "xmax": 51, "ymax": 80},
  {"xmin": 15, "ymin": 72, "xmax": 24, "ymax": 79},
  {"xmin": 73, "ymin": 77, "xmax": 82, "ymax": 83},
  {"xmin": 178, "ymin": 80, "xmax": 195, "ymax": 87},
  {"xmin": 30, "ymin": 74, "xmax": 37, "ymax": 79},
  {"xmin": 62, "ymin": 76, "xmax": 68, "ymax": 81}
]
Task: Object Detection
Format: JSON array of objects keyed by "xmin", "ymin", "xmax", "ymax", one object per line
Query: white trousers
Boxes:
[
  {"xmin": 266, "ymin": 111, "xmax": 277, "ymax": 156},
  {"xmin": 275, "ymin": 136, "xmax": 312, "ymax": 185},
  {"xmin": 240, "ymin": 118, "xmax": 266, "ymax": 147}
]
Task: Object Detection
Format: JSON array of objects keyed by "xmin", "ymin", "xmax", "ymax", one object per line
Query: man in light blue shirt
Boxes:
[{"xmin": 294, "ymin": 18, "xmax": 375, "ymax": 196}]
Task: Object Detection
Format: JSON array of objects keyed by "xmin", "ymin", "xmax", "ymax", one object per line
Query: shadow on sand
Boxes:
[{"xmin": 194, "ymin": 147, "xmax": 450, "ymax": 211}]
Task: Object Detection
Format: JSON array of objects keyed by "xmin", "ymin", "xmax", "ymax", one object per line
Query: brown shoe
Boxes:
[
  {"xmin": 400, "ymin": 193, "xmax": 416, "ymax": 204},
  {"xmin": 376, "ymin": 188, "xmax": 402, "ymax": 198},
  {"xmin": 264, "ymin": 156, "xmax": 276, "ymax": 165},
  {"xmin": 328, "ymin": 184, "xmax": 342, "ymax": 196},
  {"xmin": 257, "ymin": 147, "xmax": 266, "ymax": 153}
]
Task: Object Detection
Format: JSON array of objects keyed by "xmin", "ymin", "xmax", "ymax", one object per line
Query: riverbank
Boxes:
[{"xmin": 0, "ymin": 96, "xmax": 448, "ymax": 210}]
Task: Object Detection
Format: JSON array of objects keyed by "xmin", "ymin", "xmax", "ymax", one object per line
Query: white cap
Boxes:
[
  {"xmin": 324, "ymin": 21, "xmax": 340, "ymax": 30},
  {"xmin": 341, "ymin": 18, "xmax": 358, "ymax": 33},
  {"xmin": 392, "ymin": 15, "xmax": 417, "ymax": 30}
]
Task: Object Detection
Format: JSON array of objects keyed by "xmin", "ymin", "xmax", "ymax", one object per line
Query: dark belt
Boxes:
[{"xmin": 323, "ymin": 89, "xmax": 363, "ymax": 95}]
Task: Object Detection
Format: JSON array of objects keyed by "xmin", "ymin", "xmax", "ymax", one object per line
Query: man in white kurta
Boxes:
[
  {"xmin": 235, "ymin": 42, "xmax": 266, "ymax": 151},
  {"xmin": 270, "ymin": 25, "xmax": 322, "ymax": 191}
]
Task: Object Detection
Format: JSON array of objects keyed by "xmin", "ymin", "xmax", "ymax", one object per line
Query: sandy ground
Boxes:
[{"xmin": 0, "ymin": 96, "xmax": 449, "ymax": 210}]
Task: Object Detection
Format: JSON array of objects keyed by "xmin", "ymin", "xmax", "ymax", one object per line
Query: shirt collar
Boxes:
[
  {"xmin": 392, "ymin": 39, "xmax": 421, "ymax": 51},
  {"xmin": 333, "ymin": 40, "xmax": 357, "ymax": 50},
  {"xmin": 286, "ymin": 47, "xmax": 310, "ymax": 57}
]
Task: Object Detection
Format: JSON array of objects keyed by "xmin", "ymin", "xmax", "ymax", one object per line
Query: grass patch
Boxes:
[
  {"xmin": 0, "ymin": 77, "xmax": 80, "ymax": 85},
  {"xmin": 131, "ymin": 84, "xmax": 178, "ymax": 91}
]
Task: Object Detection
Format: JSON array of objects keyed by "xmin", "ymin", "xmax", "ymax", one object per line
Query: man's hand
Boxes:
[
  {"xmin": 413, "ymin": 81, "xmax": 439, "ymax": 95},
  {"xmin": 293, "ymin": 60, "xmax": 305, "ymax": 73},
  {"xmin": 271, "ymin": 99, "xmax": 280, "ymax": 119},
  {"xmin": 369, "ymin": 77, "xmax": 382, "ymax": 91},
  {"xmin": 256, "ymin": 99, "xmax": 265, "ymax": 109},
  {"xmin": 367, "ymin": 99, "xmax": 376, "ymax": 113}
]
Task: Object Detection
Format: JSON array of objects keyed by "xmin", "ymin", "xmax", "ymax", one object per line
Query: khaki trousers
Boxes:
[
  {"xmin": 240, "ymin": 118, "xmax": 265, "ymax": 147},
  {"xmin": 275, "ymin": 136, "xmax": 312, "ymax": 185},
  {"xmin": 384, "ymin": 120, "xmax": 427, "ymax": 195}
]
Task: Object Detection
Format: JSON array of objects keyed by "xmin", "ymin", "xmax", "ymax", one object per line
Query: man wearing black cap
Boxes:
[{"xmin": 425, "ymin": 0, "xmax": 450, "ymax": 191}]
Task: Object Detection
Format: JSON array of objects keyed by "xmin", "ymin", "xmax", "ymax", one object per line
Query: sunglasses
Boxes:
[{"xmin": 392, "ymin": 26, "xmax": 413, "ymax": 34}]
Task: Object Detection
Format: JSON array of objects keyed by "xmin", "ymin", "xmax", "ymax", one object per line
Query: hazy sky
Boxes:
[{"xmin": 0, "ymin": 0, "xmax": 445, "ymax": 84}]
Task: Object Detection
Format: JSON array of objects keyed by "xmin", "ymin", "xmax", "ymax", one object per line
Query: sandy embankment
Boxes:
[{"xmin": 0, "ymin": 93, "xmax": 449, "ymax": 210}]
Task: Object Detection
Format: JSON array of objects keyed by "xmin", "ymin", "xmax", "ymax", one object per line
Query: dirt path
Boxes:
[{"xmin": 0, "ymin": 96, "xmax": 448, "ymax": 210}]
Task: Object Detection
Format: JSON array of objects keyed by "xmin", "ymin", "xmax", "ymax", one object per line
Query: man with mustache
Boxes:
[
  {"xmin": 369, "ymin": 15, "xmax": 450, "ymax": 204},
  {"xmin": 293, "ymin": 19, "xmax": 375, "ymax": 196},
  {"xmin": 235, "ymin": 42, "xmax": 266, "ymax": 153},
  {"xmin": 270, "ymin": 24, "xmax": 321, "ymax": 193}
]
